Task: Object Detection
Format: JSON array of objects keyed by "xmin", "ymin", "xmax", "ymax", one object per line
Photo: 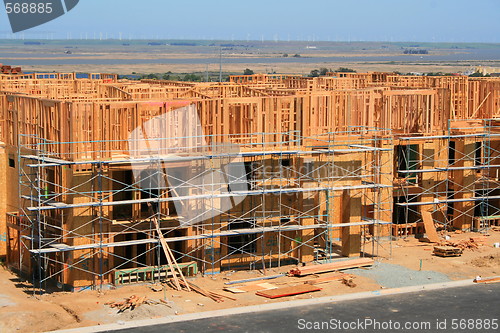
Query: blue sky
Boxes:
[{"xmin": 0, "ymin": 0, "xmax": 499, "ymax": 42}]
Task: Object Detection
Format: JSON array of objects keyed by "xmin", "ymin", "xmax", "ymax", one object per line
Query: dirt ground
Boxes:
[
  {"xmin": 377, "ymin": 229, "xmax": 500, "ymax": 280},
  {"xmin": 0, "ymin": 229, "xmax": 498, "ymax": 333},
  {"xmin": 17, "ymin": 61, "xmax": 499, "ymax": 77}
]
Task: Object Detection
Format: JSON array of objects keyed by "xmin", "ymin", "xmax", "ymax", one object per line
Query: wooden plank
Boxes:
[
  {"xmin": 224, "ymin": 274, "xmax": 285, "ymax": 285},
  {"xmin": 224, "ymin": 282, "xmax": 277, "ymax": 293},
  {"xmin": 341, "ymin": 189, "xmax": 352, "ymax": 256},
  {"xmin": 289, "ymin": 258, "xmax": 374, "ymax": 276},
  {"xmin": 151, "ymin": 215, "xmax": 190, "ymax": 291},
  {"xmin": 303, "ymin": 272, "xmax": 350, "ymax": 285},
  {"xmin": 474, "ymin": 277, "xmax": 500, "ymax": 284},
  {"xmin": 421, "ymin": 210, "xmax": 441, "ymax": 243},
  {"xmin": 256, "ymin": 284, "xmax": 322, "ymax": 299}
]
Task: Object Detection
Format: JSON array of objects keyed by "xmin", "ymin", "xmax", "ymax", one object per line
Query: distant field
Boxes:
[{"xmin": 0, "ymin": 40, "xmax": 499, "ymax": 75}]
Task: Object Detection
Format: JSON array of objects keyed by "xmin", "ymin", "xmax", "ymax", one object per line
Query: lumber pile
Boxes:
[
  {"xmin": 225, "ymin": 272, "xmax": 355, "ymax": 295},
  {"xmin": 171, "ymin": 278, "xmax": 236, "ymax": 303},
  {"xmin": 256, "ymin": 284, "xmax": 322, "ymax": 299},
  {"xmin": 288, "ymin": 258, "xmax": 374, "ymax": 276},
  {"xmin": 440, "ymin": 237, "xmax": 485, "ymax": 251},
  {"xmin": 433, "ymin": 246, "xmax": 463, "ymax": 257}
]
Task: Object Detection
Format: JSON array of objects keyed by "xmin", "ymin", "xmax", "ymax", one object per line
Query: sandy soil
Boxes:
[
  {"xmin": 377, "ymin": 229, "xmax": 500, "ymax": 280},
  {"xmin": 0, "ymin": 229, "xmax": 498, "ymax": 333},
  {"xmin": 0, "ymin": 266, "xmax": 379, "ymax": 333}
]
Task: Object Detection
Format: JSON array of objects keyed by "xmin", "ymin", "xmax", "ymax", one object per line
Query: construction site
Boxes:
[{"xmin": 0, "ymin": 69, "xmax": 496, "ymax": 295}]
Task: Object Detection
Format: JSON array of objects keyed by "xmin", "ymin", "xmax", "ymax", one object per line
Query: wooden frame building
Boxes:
[{"xmin": 0, "ymin": 72, "xmax": 498, "ymax": 291}]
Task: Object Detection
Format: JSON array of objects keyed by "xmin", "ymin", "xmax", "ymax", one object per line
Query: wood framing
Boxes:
[{"xmin": 0, "ymin": 72, "xmax": 498, "ymax": 291}]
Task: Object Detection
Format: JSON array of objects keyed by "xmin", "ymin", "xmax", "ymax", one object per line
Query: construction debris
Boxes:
[
  {"xmin": 105, "ymin": 295, "xmax": 151, "ymax": 312},
  {"xmin": 440, "ymin": 237, "xmax": 486, "ymax": 251},
  {"xmin": 256, "ymin": 284, "xmax": 322, "ymax": 299},
  {"xmin": 341, "ymin": 277, "xmax": 357, "ymax": 288},
  {"xmin": 303, "ymin": 273, "xmax": 352, "ymax": 285},
  {"xmin": 289, "ymin": 258, "xmax": 374, "ymax": 276},
  {"xmin": 159, "ymin": 299, "xmax": 172, "ymax": 308},
  {"xmin": 171, "ymin": 279, "xmax": 236, "ymax": 303},
  {"xmin": 149, "ymin": 285, "xmax": 164, "ymax": 292},
  {"xmin": 473, "ymin": 277, "xmax": 500, "ymax": 284},
  {"xmin": 224, "ymin": 272, "xmax": 356, "ymax": 294}
]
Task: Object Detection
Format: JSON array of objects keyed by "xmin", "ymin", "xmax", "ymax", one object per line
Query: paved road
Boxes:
[{"xmin": 109, "ymin": 284, "xmax": 499, "ymax": 333}]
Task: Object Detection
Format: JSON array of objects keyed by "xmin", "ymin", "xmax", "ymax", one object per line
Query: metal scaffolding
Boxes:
[
  {"xmin": 395, "ymin": 119, "xmax": 500, "ymax": 235},
  {"xmin": 13, "ymin": 127, "xmax": 393, "ymax": 292}
]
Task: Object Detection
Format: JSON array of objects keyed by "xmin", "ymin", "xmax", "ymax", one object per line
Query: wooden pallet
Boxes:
[{"xmin": 433, "ymin": 246, "xmax": 463, "ymax": 257}]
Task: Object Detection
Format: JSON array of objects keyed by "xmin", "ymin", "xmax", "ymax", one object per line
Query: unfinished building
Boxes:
[{"xmin": 0, "ymin": 72, "xmax": 499, "ymax": 291}]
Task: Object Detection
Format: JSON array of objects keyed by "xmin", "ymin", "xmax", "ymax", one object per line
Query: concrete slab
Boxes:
[{"xmin": 345, "ymin": 262, "xmax": 451, "ymax": 288}]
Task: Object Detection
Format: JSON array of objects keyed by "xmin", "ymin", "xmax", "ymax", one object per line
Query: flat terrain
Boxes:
[
  {"xmin": 1, "ymin": 40, "xmax": 499, "ymax": 75},
  {"xmin": 0, "ymin": 229, "xmax": 499, "ymax": 333}
]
